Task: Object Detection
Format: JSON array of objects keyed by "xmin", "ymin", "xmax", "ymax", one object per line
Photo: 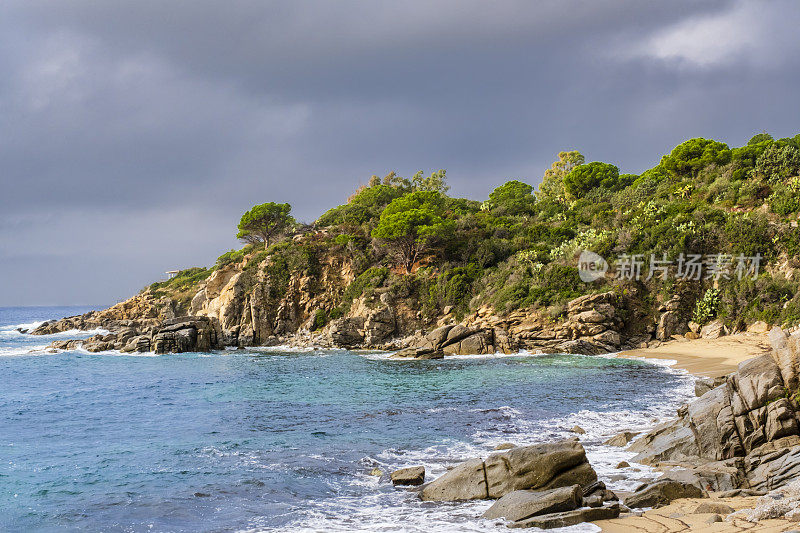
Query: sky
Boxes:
[{"xmin": 2, "ymin": 0, "xmax": 800, "ymax": 306}]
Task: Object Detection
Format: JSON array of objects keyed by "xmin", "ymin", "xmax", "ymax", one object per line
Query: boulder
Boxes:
[
  {"xmin": 628, "ymin": 418, "xmax": 700, "ymax": 465},
  {"xmin": 328, "ymin": 318, "xmax": 364, "ymax": 347},
  {"xmin": 419, "ymin": 458, "xmax": 487, "ymax": 501},
  {"xmin": 700, "ymin": 320, "xmax": 726, "ymax": 339},
  {"xmin": 443, "ymin": 329, "xmax": 494, "ymax": 355},
  {"xmin": 746, "ymin": 444, "xmax": 800, "ymax": 491},
  {"xmin": 390, "ymin": 347, "xmax": 443, "ymax": 359},
  {"xmin": 390, "ymin": 466, "xmax": 425, "ymax": 486},
  {"xmin": 624, "ymin": 480, "xmax": 706, "ymax": 509},
  {"xmin": 509, "ymin": 505, "xmax": 620, "ymax": 529},
  {"xmin": 694, "ymin": 502, "xmax": 734, "ymax": 515},
  {"xmin": 748, "ymin": 321, "xmax": 771, "ymax": 334},
  {"xmin": 694, "ymin": 376, "xmax": 727, "ymax": 397},
  {"xmin": 482, "ymin": 485, "xmax": 582, "ymax": 522},
  {"xmin": 656, "ymin": 310, "xmax": 687, "ymax": 341},
  {"xmin": 567, "ymin": 292, "xmax": 618, "ymax": 315},
  {"xmin": 363, "ymin": 307, "xmax": 395, "ymax": 346},
  {"xmin": 420, "ymin": 440, "xmax": 596, "ymax": 502},
  {"xmin": 604, "ymin": 431, "xmax": 639, "ymax": 447}
]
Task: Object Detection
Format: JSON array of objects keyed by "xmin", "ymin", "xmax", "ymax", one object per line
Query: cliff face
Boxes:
[{"xmin": 31, "ymin": 229, "xmax": 650, "ymax": 355}]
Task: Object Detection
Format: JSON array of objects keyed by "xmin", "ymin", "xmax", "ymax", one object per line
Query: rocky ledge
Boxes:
[
  {"xmin": 40, "ymin": 316, "xmax": 222, "ymax": 355},
  {"xmin": 32, "ymin": 290, "xmax": 639, "ymax": 356}
]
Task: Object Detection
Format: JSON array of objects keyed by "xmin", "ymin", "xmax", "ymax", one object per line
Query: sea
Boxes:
[{"xmin": 0, "ymin": 306, "xmax": 695, "ymax": 532}]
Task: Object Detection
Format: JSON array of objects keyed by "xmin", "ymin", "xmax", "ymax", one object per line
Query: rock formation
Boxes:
[{"xmin": 626, "ymin": 327, "xmax": 800, "ymax": 493}]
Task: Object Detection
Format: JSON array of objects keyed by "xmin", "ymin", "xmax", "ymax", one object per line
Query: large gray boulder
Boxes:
[
  {"xmin": 420, "ymin": 440, "xmax": 596, "ymax": 502},
  {"xmin": 152, "ymin": 317, "xmax": 221, "ymax": 354},
  {"xmin": 482, "ymin": 486, "xmax": 582, "ymax": 522},
  {"xmin": 624, "ymin": 480, "xmax": 706, "ymax": 509}
]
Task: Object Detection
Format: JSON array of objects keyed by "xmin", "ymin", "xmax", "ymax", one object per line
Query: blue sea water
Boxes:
[{"xmin": 0, "ymin": 307, "xmax": 694, "ymax": 533}]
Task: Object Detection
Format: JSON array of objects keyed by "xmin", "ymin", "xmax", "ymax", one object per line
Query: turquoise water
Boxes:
[{"xmin": 0, "ymin": 307, "xmax": 693, "ymax": 532}]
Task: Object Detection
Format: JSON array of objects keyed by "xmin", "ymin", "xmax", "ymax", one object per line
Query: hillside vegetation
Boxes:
[{"xmin": 151, "ymin": 132, "xmax": 800, "ymax": 332}]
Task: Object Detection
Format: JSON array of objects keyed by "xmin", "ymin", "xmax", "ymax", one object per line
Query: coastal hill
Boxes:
[{"xmin": 33, "ymin": 133, "xmax": 800, "ymax": 355}]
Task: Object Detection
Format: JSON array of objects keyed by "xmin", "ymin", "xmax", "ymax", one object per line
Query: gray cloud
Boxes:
[{"xmin": 1, "ymin": 0, "xmax": 799, "ymax": 305}]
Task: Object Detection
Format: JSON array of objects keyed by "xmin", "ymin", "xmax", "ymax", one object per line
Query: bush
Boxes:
[{"xmin": 693, "ymin": 288, "xmax": 721, "ymax": 325}]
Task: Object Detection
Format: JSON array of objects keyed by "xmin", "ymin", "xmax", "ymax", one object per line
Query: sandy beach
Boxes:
[
  {"xmin": 618, "ymin": 333, "xmax": 772, "ymax": 378},
  {"xmin": 596, "ymin": 332, "xmax": 796, "ymax": 532}
]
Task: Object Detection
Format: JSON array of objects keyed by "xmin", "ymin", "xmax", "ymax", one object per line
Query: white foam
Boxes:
[{"xmin": 0, "ymin": 345, "xmax": 52, "ymax": 357}]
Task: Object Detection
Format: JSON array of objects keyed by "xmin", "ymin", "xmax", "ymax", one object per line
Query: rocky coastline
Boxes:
[{"xmin": 26, "ymin": 286, "xmax": 800, "ymax": 529}]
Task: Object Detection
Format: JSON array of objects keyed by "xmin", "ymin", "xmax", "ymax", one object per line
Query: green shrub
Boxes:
[{"xmin": 693, "ymin": 288, "xmax": 721, "ymax": 325}]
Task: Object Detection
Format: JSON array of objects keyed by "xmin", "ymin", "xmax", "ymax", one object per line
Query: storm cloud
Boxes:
[{"xmin": 2, "ymin": 0, "xmax": 799, "ymax": 305}]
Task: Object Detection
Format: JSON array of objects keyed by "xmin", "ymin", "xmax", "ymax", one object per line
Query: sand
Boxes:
[
  {"xmin": 593, "ymin": 333, "xmax": 790, "ymax": 532},
  {"xmin": 618, "ymin": 333, "xmax": 772, "ymax": 378},
  {"xmin": 596, "ymin": 495, "xmax": 796, "ymax": 532}
]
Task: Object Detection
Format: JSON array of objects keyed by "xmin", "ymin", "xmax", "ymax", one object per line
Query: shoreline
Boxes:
[
  {"xmin": 594, "ymin": 332, "xmax": 794, "ymax": 533},
  {"xmin": 616, "ymin": 333, "xmax": 772, "ymax": 378}
]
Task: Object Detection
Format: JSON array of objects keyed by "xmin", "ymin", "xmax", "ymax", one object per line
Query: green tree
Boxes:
[
  {"xmin": 661, "ymin": 138, "xmax": 731, "ymax": 178},
  {"xmin": 755, "ymin": 144, "xmax": 800, "ymax": 182},
  {"xmin": 487, "ymin": 180, "xmax": 536, "ymax": 215},
  {"xmin": 538, "ymin": 150, "xmax": 584, "ymax": 200},
  {"xmin": 748, "ymin": 133, "xmax": 773, "ymax": 145},
  {"xmin": 237, "ymin": 202, "xmax": 295, "ymax": 248},
  {"xmin": 411, "ymin": 169, "xmax": 449, "ymax": 194},
  {"xmin": 371, "ymin": 191, "xmax": 453, "ymax": 273},
  {"xmin": 563, "ymin": 162, "xmax": 624, "ymax": 198}
]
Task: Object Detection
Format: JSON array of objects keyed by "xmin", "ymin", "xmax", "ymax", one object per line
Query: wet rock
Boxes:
[
  {"xmin": 604, "ymin": 431, "xmax": 639, "ymax": 447},
  {"xmin": 420, "ymin": 440, "xmax": 596, "ymax": 502},
  {"xmin": 616, "ymin": 461, "xmax": 630, "ymax": 469},
  {"xmin": 390, "ymin": 347, "xmax": 443, "ymax": 359},
  {"xmin": 624, "ymin": 480, "xmax": 706, "ymax": 509},
  {"xmin": 570, "ymin": 425, "xmax": 586, "ymax": 435},
  {"xmin": 494, "ymin": 443, "xmax": 516, "ymax": 450},
  {"xmin": 390, "ymin": 466, "xmax": 425, "ymax": 486},
  {"xmin": 481, "ymin": 485, "xmax": 582, "ymax": 522}
]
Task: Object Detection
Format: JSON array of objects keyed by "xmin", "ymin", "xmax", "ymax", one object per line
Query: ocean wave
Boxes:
[{"xmin": 0, "ymin": 345, "xmax": 52, "ymax": 357}]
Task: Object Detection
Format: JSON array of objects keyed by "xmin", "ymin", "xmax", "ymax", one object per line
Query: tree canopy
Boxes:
[
  {"xmin": 563, "ymin": 161, "xmax": 629, "ymax": 198},
  {"xmin": 371, "ymin": 191, "xmax": 453, "ymax": 272},
  {"xmin": 661, "ymin": 138, "xmax": 731, "ymax": 177},
  {"xmin": 411, "ymin": 169, "xmax": 449, "ymax": 194},
  {"xmin": 487, "ymin": 180, "xmax": 536, "ymax": 215},
  {"xmin": 538, "ymin": 150, "xmax": 584, "ymax": 200},
  {"xmin": 237, "ymin": 202, "xmax": 295, "ymax": 248}
]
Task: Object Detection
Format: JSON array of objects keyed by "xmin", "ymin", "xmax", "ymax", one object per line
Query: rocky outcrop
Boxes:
[
  {"xmin": 390, "ymin": 466, "xmax": 425, "ymax": 486},
  {"xmin": 420, "ymin": 440, "xmax": 597, "ymax": 502},
  {"xmin": 482, "ymin": 485, "xmax": 583, "ymax": 522},
  {"xmin": 395, "ymin": 292, "xmax": 629, "ymax": 358},
  {"xmin": 47, "ymin": 316, "xmax": 222, "ymax": 355},
  {"xmin": 627, "ymin": 327, "xmax": 800, "ymax": 494},
  {"xmin": 509, "ymin": 505, "xmax": 620, "ymax": 529},
  {"xmin": 624, "ymin": 480, "xmax": 707, "ymax": 509}
]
